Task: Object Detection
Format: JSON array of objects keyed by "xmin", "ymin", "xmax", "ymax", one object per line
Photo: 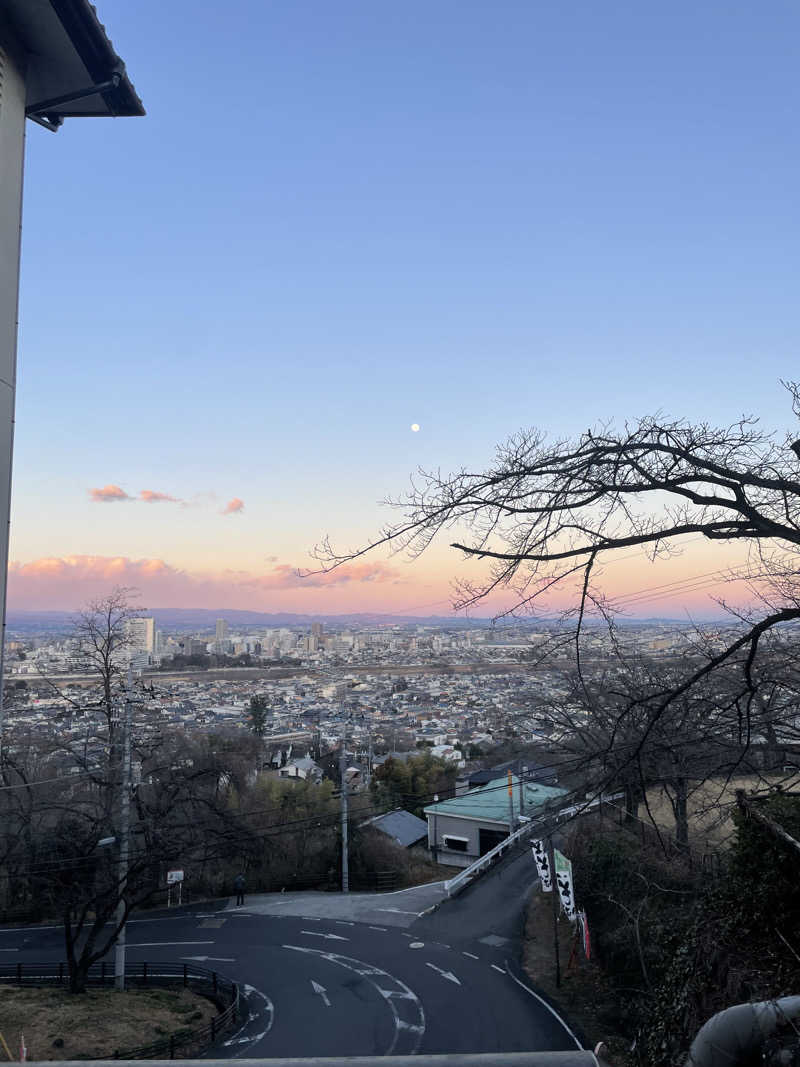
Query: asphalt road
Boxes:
[{"xmin": 0, "ymin": 848, "xmax": 582, "ymax": 1059}]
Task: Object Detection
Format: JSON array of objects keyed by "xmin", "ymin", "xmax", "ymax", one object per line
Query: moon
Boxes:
[{"xmin": 410, "ymin": 423, "xmax": 420, "ymax": 432}]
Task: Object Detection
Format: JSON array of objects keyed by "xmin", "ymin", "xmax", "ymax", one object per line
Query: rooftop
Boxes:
[{"xmin": 424, "ymin": 776, "xmax": 567, "ymax": 825}]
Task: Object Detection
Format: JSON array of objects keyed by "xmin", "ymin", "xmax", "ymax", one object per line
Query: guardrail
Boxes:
[
  {"xmin": 443, "ymin": 793, "xmax": 624, "ymax": 898},
  {"xmin": 0, "ymin": 961, "xmax": 239, "ymax": 1059},
  {"xmin": 48, "ymin": 1055, "xmax": 609, "ymax": 1067}
]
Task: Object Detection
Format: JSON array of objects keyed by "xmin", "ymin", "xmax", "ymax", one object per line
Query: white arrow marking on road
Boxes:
[
  {"xmin": 311, "ymin": 979, "xmax": 331, "ymax": 1007},
  {"xmin": 180, "ymin": 956, "xmax": 235, "ymax": 962},
  {"xmin": 300, "ymin": 930, "xmax": 349, "ymax": 941},
  {"xmin": 425, "ymin": 962, "xmax": 461, "ymax": 985}
]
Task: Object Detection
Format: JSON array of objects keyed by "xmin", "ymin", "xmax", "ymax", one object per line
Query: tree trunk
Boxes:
[
  {"xmin": 624, "ymin": 784, "xmax": 640, "ymax": 825},
  {"xmin": 674, "ymin": 779, "xmax": 689, "ymax": 850}
]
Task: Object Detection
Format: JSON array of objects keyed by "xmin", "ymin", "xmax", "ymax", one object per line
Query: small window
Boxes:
[{"xmin": 443, "ymin": 835, "xmax": 468, "ymax": 852}]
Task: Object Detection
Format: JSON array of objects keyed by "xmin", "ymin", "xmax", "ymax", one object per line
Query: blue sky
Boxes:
[{"xmin": 10, "ymin": 0, "xmax": 800, "ymax": 611}]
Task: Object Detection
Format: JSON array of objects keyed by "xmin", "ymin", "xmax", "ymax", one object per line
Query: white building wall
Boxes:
[{"xmin": 0, "ymin": 37, "xmax": 26, "ymax": 705}]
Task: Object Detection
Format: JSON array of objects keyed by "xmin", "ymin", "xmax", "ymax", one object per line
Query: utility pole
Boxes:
[
  {"xmin": 114, "ymin": 668, "xmax": 133, "ymax": 991},
  {"xmin": 518, "ymin": 759, "xmax": 525, "ymax": 819},
  {"xmin": 548, "ymin": 835, "xmax": 561, "ymax": 988},
  {"xmin": 339, "ymin": 728, "xmax": 349, "ymax": 893},
  {"xmin": 507, "ymin": 769, "xmax": 515, "ymax": 833}
]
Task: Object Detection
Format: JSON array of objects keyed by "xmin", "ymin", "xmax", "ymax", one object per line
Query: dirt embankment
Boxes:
[{"xmin": 522, "ymin": 890, "xmax": 633, "ymax": 1067}]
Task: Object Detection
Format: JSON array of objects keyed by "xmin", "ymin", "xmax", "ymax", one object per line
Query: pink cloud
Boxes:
[
  {"xmin": 140, "ymin": 490, "xmax": 180, "ymax": 504},
  {"xmin": 7, "ymin": 555, "xmax": 409, "ymax": 611},
  {"xmin": 222, "ymin": 498, "xmax": 245, "ymax": 515},
  {"xmin": 88, "ymin": 485, "xmax": 131, "ymax": 503}
]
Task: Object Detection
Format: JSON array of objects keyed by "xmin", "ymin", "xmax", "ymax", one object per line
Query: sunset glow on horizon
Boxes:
[{"xmin": 10, "ymin": 2, "xmax": 799, "ymax": 622}]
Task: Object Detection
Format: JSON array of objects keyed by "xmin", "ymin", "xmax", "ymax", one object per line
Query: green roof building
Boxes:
[{"xmin": 424, "ymin": 776, "xmax": 568, "ymax": 869}]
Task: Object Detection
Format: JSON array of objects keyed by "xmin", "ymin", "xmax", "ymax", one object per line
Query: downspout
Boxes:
[{"xmin": 685, "ymin": 996, "xmax": 800, "ymax": 1066}]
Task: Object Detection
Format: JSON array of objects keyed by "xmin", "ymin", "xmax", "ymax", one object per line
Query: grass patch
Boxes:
[{"xmin": 0, "ymin": 986, "xmax": 218, "ymax": 1061}]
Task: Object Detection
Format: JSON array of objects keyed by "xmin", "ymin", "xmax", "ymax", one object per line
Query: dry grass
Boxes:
[
  {"xmin": 641, "ymin": 772, "xmax": 800, "ymax": 849},
  {"xmin": 0, "ymin": 986, "xmax": 218, "ymax": 1061},
  {"xmin": 522, "ymin": 890, "xmax": 633, "ymax": 1067}
]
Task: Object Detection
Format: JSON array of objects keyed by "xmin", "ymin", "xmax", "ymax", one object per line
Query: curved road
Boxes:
[{"xmin": 0, "ymin": 848, "xmax": 582, "ymax": 1058}]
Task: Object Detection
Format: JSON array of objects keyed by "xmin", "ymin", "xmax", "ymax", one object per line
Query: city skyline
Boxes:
[{"xmin": 10, "ymin": 0, "xmax": 800, "ymax": 618}]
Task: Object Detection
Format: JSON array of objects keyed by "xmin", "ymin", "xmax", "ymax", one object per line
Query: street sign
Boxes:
[{"xmin": 167, "ymin": 869, "xmax": 184, "ymax": 884}]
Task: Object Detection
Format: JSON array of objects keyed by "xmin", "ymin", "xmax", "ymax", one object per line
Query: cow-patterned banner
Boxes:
[
  {"xmin": 554, "ymin": 848, "xmax": 577, "ymax": 920},
  {"xmin": 530, "ymin": 839, "xmax": 552, "ymax": 892}
]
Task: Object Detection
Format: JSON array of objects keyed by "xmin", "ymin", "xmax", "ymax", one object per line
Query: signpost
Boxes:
[{"xmin": 167, "ymin": 869, "xmax": 184, "ymax": 908}]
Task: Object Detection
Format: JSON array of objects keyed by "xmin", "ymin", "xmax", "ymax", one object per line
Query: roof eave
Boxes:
[{"xmin": 47, "ymin": 0, "xmax": 144, "ymax": 116}]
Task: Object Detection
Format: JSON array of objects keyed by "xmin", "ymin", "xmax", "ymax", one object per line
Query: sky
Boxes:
[{"xmin": 9, "ymin": 1, "xmax": 800, "ymax": 617}]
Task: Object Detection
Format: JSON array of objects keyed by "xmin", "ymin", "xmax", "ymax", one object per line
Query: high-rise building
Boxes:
[
  {"xmin": 126, "ymin": 617, "xmax": 155, "ymax": 654},
  {"xmin": 311, "ymin": 622, "xmax": 324, "ymax": 639},
  {"xmin": 216, "ymin": 619, "xmax": 228, "ymax": 644}
]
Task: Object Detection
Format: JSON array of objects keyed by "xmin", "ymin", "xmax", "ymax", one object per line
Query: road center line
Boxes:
[
  {"xmin": 491, "ymin": 964, "xmax": 505, "ymax": 973},
  {"xmin": 369, "ymin": 926, "xmax": 387, "ymax": 932},
  {"xmin": 462, "ymin": 952, "xmax": 479, "ymax": 960}
]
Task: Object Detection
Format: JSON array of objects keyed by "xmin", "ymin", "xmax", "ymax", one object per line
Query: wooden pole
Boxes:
[{"xmin": 548, "ymin": 835, "xmax": 561, "ymax": 988}]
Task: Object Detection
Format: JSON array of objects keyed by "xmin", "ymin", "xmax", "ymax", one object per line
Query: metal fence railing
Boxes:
[
  {"xmin": 443, "ymin": 793, "xmax": 625, "ymax": 898},
  {"xmin": 0, "ymin": 961, "xmax": 239, "ymax": 1060}
]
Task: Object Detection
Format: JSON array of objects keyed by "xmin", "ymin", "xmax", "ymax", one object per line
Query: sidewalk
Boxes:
[{"xmin": 225, "ymin": 881, "xmax": 447, "ymax": 927}]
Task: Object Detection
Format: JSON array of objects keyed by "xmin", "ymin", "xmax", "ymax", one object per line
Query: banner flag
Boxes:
[
  {"xmin": 531, "ymin": 839, "xmax": 553, "ymax": 892},
  {"xmin": 554, "ymin": 848, "xmax": 577, "ymax": 920},
  {"xmin": 578, "ymin": 909, "xmax": 591, "ymax": 959}
]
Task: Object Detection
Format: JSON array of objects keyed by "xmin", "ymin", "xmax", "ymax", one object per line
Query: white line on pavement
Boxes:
[
  {"xmin": 462, "ymin": 952, "xmax": 479, "ymax": 960},
  {"xmin": 503, "ymin": 960, "xmax": 583, "ymax": 1050},
  {"xmin": 369, "ymin": 926, "xmax": 387, "ymax": 932},
  {"xmin": 491, "ymin": 964, "xmax": 505, "ymax": 973},
  {"xmin": 127, "ymin": 941, "xmax": 215, "ymax": 948},
  {"xmin": 283, "ymin": 945, "xmax": 425, "ymax": 1055}
]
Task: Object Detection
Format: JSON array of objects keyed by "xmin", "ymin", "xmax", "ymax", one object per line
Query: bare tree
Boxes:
[
  {"xmin": 316, "ymin": 392, "xmax": 800, "ymax": 739},
  {"xmin": 69, "ymin": 587, "xmax": 142, "ymax": 745}
]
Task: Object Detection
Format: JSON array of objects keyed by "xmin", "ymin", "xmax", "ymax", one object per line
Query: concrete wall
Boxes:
[
  {"xmin": 0, "ymin": 33, "xmax": 26, "ymax": 699},
  {"xmin": 427, "ymin": 811, "xmax": 509, "ymax": 869}
]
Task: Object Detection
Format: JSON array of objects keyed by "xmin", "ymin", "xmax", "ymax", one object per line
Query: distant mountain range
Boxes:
[{"xmin": 6, "ymin": 607, "xmax": 719, "ymax": 634}]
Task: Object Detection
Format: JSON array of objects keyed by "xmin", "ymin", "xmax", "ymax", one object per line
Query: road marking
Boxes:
[
  {"xmin": 502, "ymin": 960, "xmax": 582, "ymax": 1050},
  {"xmin": 199, "ymin": 918, "xmax": 226, "ymax": 928},
  {"xmin": 128, "ymin": 941, "xmax": 214, "ymax": 947},
  {"xmin": 409, "ymin": 942, "xmax": 424, "ymax": 949},
  {"xmin": 181, "ymin": 955, "xmax": 235, "ymax": 962},
  {"xmin": 300, "ymin": 931, "xmax": 349, "ymax": 941},
  {"xmin": 223, "ymin": 982, "xmax": 275, "ymax": 1056},
  {"xmin": 376, "ymin": 908, "xmax": 423, "ymax": 916},
  {"xmin": 311, "ymin": 980, "xmax": 331, "ymax": 1007},
  {"xmin": 0, "ymin": 949, "xmax": 18, "ymax": 953},
  {"xmin": 336, "ymin": 921, "xmax": 354, "ymax": 926},
  {"xmin": 462, "ymin": 951, "xmax": 479, "ymax": 960},
  {"xmin": 369, "ymin": 926, "xmax": 387, "ymax": 932},
  {"xmin": 426, "ymin": 962, "xmax": 461, "ymax": 985},
  {"xmin": 491, "ymin": 964, "xmax": 505, "ymax": 973},
  {"xmin": 283, "ymin": 945, "xmax": 425, "ymax": 1055}
]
